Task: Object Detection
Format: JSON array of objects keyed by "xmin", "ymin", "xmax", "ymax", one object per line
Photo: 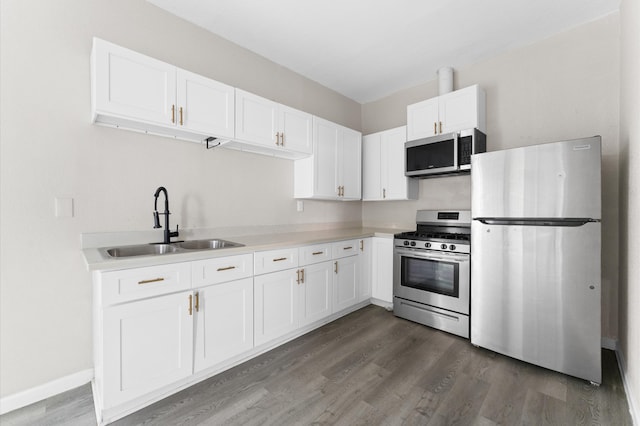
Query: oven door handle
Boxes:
[{"xmin": 395, "ymin": 248, "xmax": 469, "ymax": 262}]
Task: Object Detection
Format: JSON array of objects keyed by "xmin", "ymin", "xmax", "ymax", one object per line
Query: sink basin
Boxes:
[
  {"xmin": 106, "ymin": 244, "xmax": 177, "ymax": 258},
  {"xmin": 103, "ymin": 239, "xmax": 244, "ymax": 258},
  {"xmin": 177, "ymin": 239, "xmax": 244, "ymax": 250}
]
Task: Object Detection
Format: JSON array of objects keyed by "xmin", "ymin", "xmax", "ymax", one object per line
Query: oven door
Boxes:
[{"xmin": 393, "ymin": 247, "xmax": 470, "ymax": 315}]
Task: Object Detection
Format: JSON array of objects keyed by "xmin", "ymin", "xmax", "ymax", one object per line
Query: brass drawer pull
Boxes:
[
  {"xmin": 343, "ymin": 246, "xmax": 353, "ymax": 250},
  {"xmin": 172, "ymin": 105, "xmax": 175, "ymax": 124},
  {"xmin": 195, "ymin": 292, "xmax": 200, "ymax": 312},
  {"xmin": 300, "ymin": 268, "xmax": 304, "ymax": 283},
  {"xmin": 434, "ymin": 122, "xmax": 437, "ymax": 134},
  {"xmin": 312, "ymin": 251, "xmax": 324, "ymax": 255},
  {"xmin": 179, "ymin": 107, "xmax": 184, "ymax": 125},
  {"xmin": 138, "ymin": 277, "xmax": 164, "ymax": 285},
  {"xmin": 217, "ymin": 266, "xmax": 236, "ymax": 271},
  {"xmin": 360, "ymin": 240, "xmax": 364, "ymax": 251},
  {"xmin": 334, "ymin": 261, "xmax": 338, "ymax": 273},
  {"xmin": 273, "ymin": 257, "xmax": 288, "ymax": 262},
  {"xmin": 188, "ymin": 294, "xmax": 193, "ymax": 316}
]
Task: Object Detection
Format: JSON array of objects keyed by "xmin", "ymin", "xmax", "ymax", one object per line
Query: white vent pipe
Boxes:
[{"xmin": 437, "ymin": 67, "xmax": 454, "ymax": 95}]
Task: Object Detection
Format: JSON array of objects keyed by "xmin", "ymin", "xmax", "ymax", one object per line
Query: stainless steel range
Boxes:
[{"xmin": 393, "ymin": 210, "xmax": 471, "ymax": 338}]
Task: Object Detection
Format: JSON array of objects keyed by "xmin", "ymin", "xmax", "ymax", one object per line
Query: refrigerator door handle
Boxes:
[{"xmin": 474, "ymin": 218, "xmax": 600, "ymax": 226}]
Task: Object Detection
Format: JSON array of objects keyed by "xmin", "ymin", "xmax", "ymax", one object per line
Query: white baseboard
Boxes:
[
  {"xmin": 602, "ymin": 336, "xmax": 618, "ymax": 350},
  {"xmin": 370, "ymin": 298, "xmax": 393, "ymax": 310},
  {"xmin": 0, "ymin": 369, "xmax": 93, "ymax": 416},
  {"xmin": 616, "ymin": 348, "xmax": 639, "ymax": 426}
]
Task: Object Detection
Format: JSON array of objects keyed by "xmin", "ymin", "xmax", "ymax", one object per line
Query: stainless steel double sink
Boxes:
[{"xmin": 103, "ymin": 239, "xmax": 244, "ymax": 258}]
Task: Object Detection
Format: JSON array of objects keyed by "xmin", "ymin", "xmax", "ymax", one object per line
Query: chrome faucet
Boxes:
[{"xmin": 153, "ymin": 186, "xmax": 179, "ymax": 244}]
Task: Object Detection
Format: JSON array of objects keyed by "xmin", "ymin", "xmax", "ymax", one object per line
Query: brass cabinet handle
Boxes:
[
  {"xmin": 172, "ymin": 105, "xmax": 176, "ymax": 124},
  {"xmin": 334, "ymin": 261, "xmax": 338, "ymax": 274},
  {"xmin": 195, "ymin": 292, "xmax": 200, "ymax": 312},
  {"xmin": 300, "ymin": 268, "xmax": 304, "ymax": 284},
  {"xmin": 296, "ymin": 269, "xmax": 301, "ymax": 284},
  {"xmin": 434, "ymin": 122, "xmax": 437, "ymax": 135},
  {"xmin": 280, "ymin": 132, "xmax": 285, "ymax": 146},
  {"xmin": 217, "ymin": 266, "xmax": 236, "ymax": 271},
  {"xmin": 276, "ymin": 132, "xmax": 280, "ymax": 146},
  {"xmin": 343, "ymin": 246, "xmax": 353, "ymax": 250},
  {"xmin": 179, "ymin": 107, "xmax": 184, "ymax": 126},
  {"xmin": 138, "ymin": 277, "xmax": 164, "ymax": 285},
  {"xmin": 439, "ymin": 121, "xmax": 442, "ymax": 133},
  {"xmin": 273, "ymin": 257, "xmax": 288, "ymax": 262},
  {"xmin": 188, "ymin": 294, "xmax": 193, "ymax": 316},
  {"xmin": 312, "ymin": 251, "xmax": 324, "ymax": 255},
  {"xmin": 360, "ymin": 240, "xmax": 364, "ymax": 251},
  {"xmin": 383, "ymin": 188, "xmax": 386, "ymax": 199}
]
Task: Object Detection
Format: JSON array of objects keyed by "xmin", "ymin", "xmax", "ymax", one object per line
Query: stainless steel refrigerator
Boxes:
[{"xmin": 470, "ymin": 136, "xmax": 602, "ymax": 384}]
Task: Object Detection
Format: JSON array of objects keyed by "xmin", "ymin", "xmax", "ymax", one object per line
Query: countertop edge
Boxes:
[{"xmin": 83, "ymin": 227, "xmax": 403, "ymax": 272}]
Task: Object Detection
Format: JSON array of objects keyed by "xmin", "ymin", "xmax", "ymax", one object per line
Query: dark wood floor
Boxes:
[{"xmin": 1, "ymin": 305, "xmax": 632, "ymax": 425}]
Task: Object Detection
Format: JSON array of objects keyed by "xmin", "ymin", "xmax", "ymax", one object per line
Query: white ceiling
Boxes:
[{"xmin": 147, "ymin": 0, "xmax": 619, "ymax": 103}]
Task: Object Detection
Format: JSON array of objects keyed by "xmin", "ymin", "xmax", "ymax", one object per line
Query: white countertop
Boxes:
[{"xmin": 82, "ymin": 227, "xmax": 403, "ymax": 272}]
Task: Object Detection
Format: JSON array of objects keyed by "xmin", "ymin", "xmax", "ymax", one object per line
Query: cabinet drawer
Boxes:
[
  {"xmin": 254, "ymin": 247, "xmax": 299, "ymax": 275},
  {"xmin": 299, "ymin": 243, "xmax": 331, "ymax": 266},
  {"xmin": 100, "ymin": 262, "xmax": 191, "ymax": 305},
  {"xmin": 191, "ymin": 254, "xmax": 253, "ymax": 287},
  {"xmin": 332, "ymin": 239, "xmax": 360, "ymax": 259}
]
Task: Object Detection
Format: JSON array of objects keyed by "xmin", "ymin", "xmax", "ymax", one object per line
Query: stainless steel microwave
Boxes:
[{"xmin": 405, "ymin": 128, "xmax": 486, "ymax": 178}]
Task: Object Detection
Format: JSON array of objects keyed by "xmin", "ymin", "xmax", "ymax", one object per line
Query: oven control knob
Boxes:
[
  {"xmin": 449, "ymin": 244, "xmax": 456, "ymax": 251},
  {"xmin": 441, "ymin": 244, "xmax": 447, "ymax": 250},
  {"xmin": 410, "ymin": 241, "xmax": 416, "ymax": 246},
  {"xmin": 425, "ymin": 242, "xmax": 431, "ymax": 248},
  {"xmin": 403, "ymin": 241, "xmax": 409, "ymax": 246}
]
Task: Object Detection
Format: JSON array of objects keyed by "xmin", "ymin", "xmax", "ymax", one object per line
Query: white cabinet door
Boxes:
[
  {"xmin": 92, "ymin": 38, "xmax": 176, "ymax": 127},
  {"xmin": 254, "ymin": 269, "xmax": 299, "ymax": 346},
  {"xmin": 177, "ymin": 68, "xmax": 234, "ymax": 138},
  {"xmin": 194, "ymin": 278, "xmax": 253, "ymax": 372},
  {"xmin": 406, "ymin": 85, "xmax": 486, "ymax": 139},
  {"xmin": 371, "ymin": 238, "xmax": 394, "ymax": 304},
  {"xmin": 358, "ymin": 238, "xmax": 372, "ymax": 302},
  {"xmin": 439, "ymin": 85, "xmax": 483, "ymax": 133},
  {"xmin": 294, "ymin": 117, "xmax": 362, "ymax": 200},
  {"xmin": 340, "ymin": 127, "xmax": 362, "ymax": 200},
  {"xmin": 235, "ymin": 89, "xmax": 279, "ymax": 147},
  {"xmin": 333, "ymin": 255, "xmax": 360, "ymax": 313},
  {"xmin": 312, "ymin": 117, "xmax": 340, "ymax": 198},
  {"xmin": 363, "ymin": 126, "xmax": 416, "ymax": 201},
  {"xmin": 279, "ymin": 105, "xmax": 313, "ymax": 155},
  {"xmin": 102, "ymin": 291, "xmax": 193, "ymax": 408},
  {"xmin": 299, "ymin": 261, "xmax": 333, "ymax": 327},
  {"xmin": 382, "ymin": 126, "xmax": 417, "ymax": 200},
  {"xmin": 407, "ymin": 97, "xmax": 439, "ymax": 140},
  {"xmin": 362, "ymin": 133, "xmax": 382, "ymax": 200}
]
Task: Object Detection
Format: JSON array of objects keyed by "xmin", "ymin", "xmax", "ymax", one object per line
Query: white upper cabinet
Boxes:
[
  {"xmin": 363, "ymin": 126, "xmax": 418, "ymax": 201},
  {"xmin": 407, "ymin": 84, "xmax": 486, "ymax": 140},
  {"xmin": 91, "ymin": 38, "xmax": 234, "ymax": 143},
  {"xmin": 228, "ymin": 89, "xmax": 313, "ymax": 159},
  {"xmin": 176, "ymin": 69, "xmax": 235, "ymax": 138},
  {"xmin": 294, "ymin": 117, "xmax": 362, "ymax": 200}
]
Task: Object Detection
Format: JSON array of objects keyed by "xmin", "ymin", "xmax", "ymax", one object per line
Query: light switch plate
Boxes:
[{"xmin": 55, "ymin": 197, "xmax": 74, "ymax": 218}]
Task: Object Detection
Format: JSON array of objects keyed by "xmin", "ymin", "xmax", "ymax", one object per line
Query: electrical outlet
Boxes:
[{"xmin": 296, "ymin": 200, "xmax": 304, "ymax": 212}]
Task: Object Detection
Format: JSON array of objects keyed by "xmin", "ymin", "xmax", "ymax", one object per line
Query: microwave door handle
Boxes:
[{"xmin": 453, "ymin": 133, "xmax": 459, "ymax": 169}]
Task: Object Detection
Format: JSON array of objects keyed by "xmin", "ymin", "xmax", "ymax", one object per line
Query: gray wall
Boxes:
[
  {"xmin": 0, "ymin": 0, "xmax": 361, "ymax": 397},
  {"xmin": 618, "ymin": 0, "xmax": 640, "ymax": 417},
  {"xmin": 361, "ymin": 14, "xmax": 621, "ymax": 341}
]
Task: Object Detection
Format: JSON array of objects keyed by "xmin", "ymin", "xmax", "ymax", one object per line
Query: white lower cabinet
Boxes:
[
  {"xmin": 299, "ymin": 261, "xmax": 333, "ymax": 327},
  {"xmin": 254, "ymin": 268, "xmax": 300, "ymax": 346},
  {"xmin": 371, "ymin": 237, "xmax": 394, "ymax": 305},
  {"xmin": 333, "ymin": 254, "xmax": 360, "ymax": 312},
  {"xmin": 358, "ymin": 238, "xmax": 372, "ymax": 302},
  {"xmin": 102, "ymin": 291, "xmax": 194, "ymax": 408},
  {"xmin": 93, "ymin": 237, "xmax": 387, "ymax": 424},
  {"xmin": 194, "ymin": 277, "xmax": 253, "ymax": 372}
]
